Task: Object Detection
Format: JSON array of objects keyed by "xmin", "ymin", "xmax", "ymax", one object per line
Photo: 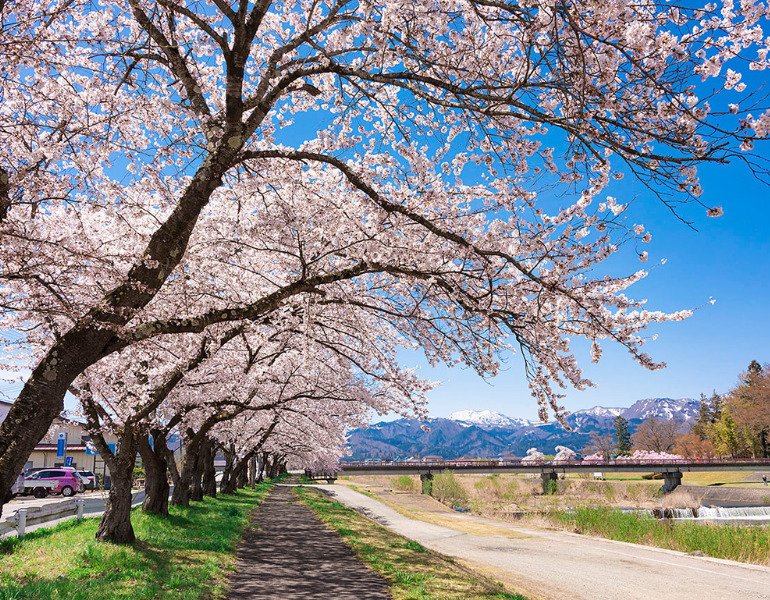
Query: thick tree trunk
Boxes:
[
  {"xmin": 190, "ymin": 445, "xmax": 205, "ymax": 502},
  {"xmin": 266, "ymin": 455, "xmax": 281, "ymax": 479},
  {"xmin": 166, "ymin": 445, "xmax": 181, "ymax": 489},
  {"xmin": 255, "ymin": 452, "xmax": 267, "ymax": 483},
  {"xmin": 235, "ymin": 459, "xmax": 249, "ymax": 489},
  {"xmin": 220, "ymin": 473, "xmax": 238, "ymax": 494},
  {"xmin": 202, "ymin": 441, "xmax": 217, "ymax": 497},
  {"xmin": 219, "ymin": 445, "xmax": 236, "ymax": 493},
  {"xmin": 137, "ymin": 430, "xmax": 170, "ymax": 516},
  {"xmin": 249, "ymin": 455, "xmax": 257, "ymax": 488},
  {"xmin": 95, "ymin": 430, "xmax": 137, "ymax": 544},
  {"xmin": 171, "ymin": 438, "xmax": 202, "ymax": 506}
]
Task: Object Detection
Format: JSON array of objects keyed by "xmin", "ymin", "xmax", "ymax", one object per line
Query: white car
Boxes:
[
  {"xmin": 75, "ymin": 470, "xmax": 96, "ymax": 491},
  {"xmin": 11, "ymin": 472, "xmax": 25, "ymax": 496}
]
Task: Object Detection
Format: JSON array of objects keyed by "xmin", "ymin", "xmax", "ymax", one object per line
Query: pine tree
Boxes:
[
  {"xmin": 613, "ymin": 415, "xmax": 632, "ymax": 457},
  {"xmin": 693, "ymin": 393, "xmax": 711, "ymax": 440}
]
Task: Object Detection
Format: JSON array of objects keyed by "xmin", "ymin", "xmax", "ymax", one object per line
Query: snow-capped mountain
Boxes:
[
  {"xmin": 346, "ymin": 397, "xmax": 702, "ymax": 460},
  {"xmin": 621, "ymin": 397, "xmax": 700, "ymax": 422},
  {"xmin": 573, "ymin": 406, "xmax": 624, "ymax": 419},
  {"xmin": 449, "ymin": 409, "xmax": 532, "ymax": 428}
]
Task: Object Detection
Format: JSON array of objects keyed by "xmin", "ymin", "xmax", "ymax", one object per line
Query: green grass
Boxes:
[
  {"xmin": 0, "ymin": 483, "xmax": 272, "ymax": 600},
  {"xmin": 548, "ymin": 507, "xmax": 770, "ymax": 565},
  {"xmin": 294, "ymin": 486, "xmax": 527, "ymax": 600}
]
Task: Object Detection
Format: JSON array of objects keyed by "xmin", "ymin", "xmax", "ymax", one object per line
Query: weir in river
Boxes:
[{"xmin": 653, "ymin": 505, "xmax": 770, "ymax": 524}]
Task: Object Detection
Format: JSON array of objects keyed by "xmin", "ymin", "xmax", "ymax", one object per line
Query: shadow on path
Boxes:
[{"xmin": 227, "ymin": 485, "xmax": 389, "ymax": 599}]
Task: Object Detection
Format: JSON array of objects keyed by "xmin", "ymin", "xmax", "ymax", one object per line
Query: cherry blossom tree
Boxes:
[
  {"xmin": 553, "ymin": 445, "xmax": 576, "ymax": 461},
  {"xmin": 521, "ymin": 447, "xmax": 546, "ymax": 463},
  {"xmin": 2, "ymin": 0, "xmax": 770, "ymax": 519}
]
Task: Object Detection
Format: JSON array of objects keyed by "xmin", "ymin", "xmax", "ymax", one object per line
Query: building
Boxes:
[{"xmin": 0, "ymin": 399, "xmax": 116, "ymax": 477}]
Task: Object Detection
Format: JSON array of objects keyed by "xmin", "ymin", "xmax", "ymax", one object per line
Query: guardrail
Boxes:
[{"xmin": 0, "ymin": 491, "xmax": 144, "ymax": 539}]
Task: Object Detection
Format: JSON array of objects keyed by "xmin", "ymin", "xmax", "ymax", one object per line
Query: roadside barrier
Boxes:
[{"xmin": 0, "ymin": 491, "xmax": 144, "ymax": 539}]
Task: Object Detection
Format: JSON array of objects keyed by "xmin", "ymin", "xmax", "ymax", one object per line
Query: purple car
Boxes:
[{"xmin": 25, "ymin": 468, "xmax": 81, "ymax": 497}]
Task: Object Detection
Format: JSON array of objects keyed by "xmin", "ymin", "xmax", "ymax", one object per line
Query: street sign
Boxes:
[
  {"xmin": 56, "ymin": 433, "xmax": 66, "ymax": 459},
  {"xmin": 167, "ymin": 434, "xmax": 181, "ymax": 451},
  {"xmin": 65, "ymin": 456, "xmax": 73, "ymax": 467},
  {"xmin": 85, "ymin": 442, "xmax": 116, "ymax": 456}
]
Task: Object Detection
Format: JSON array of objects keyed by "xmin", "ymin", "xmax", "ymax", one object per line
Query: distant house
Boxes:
[
  {"xmin": 423, "ymin": 454, "xmax": 443, "ymax": 461},
  {"xmin": 0, "ymin": 399, "xmax": 117, "ymax": 476}
]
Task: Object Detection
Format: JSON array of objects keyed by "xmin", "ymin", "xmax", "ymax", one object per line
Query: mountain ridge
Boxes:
[{"xmin": 347, "ymin": 397, "xmax": 699, "ymax": 461}]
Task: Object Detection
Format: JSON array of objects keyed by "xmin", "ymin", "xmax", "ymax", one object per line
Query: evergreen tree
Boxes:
[
  {"xmin": 613, "ymin": 415, "xmax": 632, "ymax": 457},
  {"xmin": 693, "ymin": 393, "xmax": 711, "ymax": 440}
]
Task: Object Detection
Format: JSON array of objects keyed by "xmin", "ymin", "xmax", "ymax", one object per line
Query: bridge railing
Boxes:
[{"xmin": 338, "ymin": 457, "xmax": 770, "ymax": 470}]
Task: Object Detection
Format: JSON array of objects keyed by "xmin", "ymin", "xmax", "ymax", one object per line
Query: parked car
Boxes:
[
  {"xmin": 75, "ymin": 470, "xmax": 96, "ymax": 491},
  {"xmin": 23, "ymin": 467, "xmax": 46, "ymax": 477},
  {"xmin": 11, "ymin": 472, "xmax": 25, "ymax": 496},
  {"xmin": 24, "ymin": 468, "xmax": 81, "ymax": 497}
]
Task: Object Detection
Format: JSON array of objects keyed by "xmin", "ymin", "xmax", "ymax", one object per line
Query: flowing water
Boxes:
[{"xmin": 662, "ymin": 505, "xmax": 770, "ymax": 525}]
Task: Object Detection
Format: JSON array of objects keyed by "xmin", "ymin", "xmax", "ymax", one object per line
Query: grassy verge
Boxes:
[
  {"xmin": 546, "ymin": 507, "xmax": 770, "ymax": 565},
  {"xmin": 294, "ymin": 486, "xmax": 527, "ymax": 600},
  {"xmin": 0, "ymin": 483, "xmax": 272, "ymax": 600}
]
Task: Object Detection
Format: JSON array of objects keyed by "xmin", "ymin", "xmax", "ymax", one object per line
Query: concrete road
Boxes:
[
  {"xmin": 312, "ymin": 485, "xmax": 770, "ymax": 600},
  {"xmin": 7, "ymin": 490, "xmax": 112, "ymax": 513}
]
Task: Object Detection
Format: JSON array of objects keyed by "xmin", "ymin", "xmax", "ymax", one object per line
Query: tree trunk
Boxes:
[
  {"xmin": 235, "ymin": 459, "xmax": 249, "ymax": 489},
  {"xmin": 202, "ymin": 441, "xmax": 217, "ymax": 497},
  {"xmin": 249, "ymin": 455, "xmax": 257, "ymax": 488},
  {"xmin": 219, "ymin": 445, "xmax": 236, "ymax": 493},
  {"xmin": 137, "ymin": 430, "xmax": 170, "ymax": 516},
  {"xmin": 255, "ymin": 452, "xmax": 267, "ymax": 483},
  {"xmin": 171, "ymin": 437, "xmax": 202, "ymax": 506},
  {"xmin": 95, "ymin": 429, "xmax": 137, "ymax": 544},
  {"xmin": 190, "ymin": 444, "xmax": 205, "ymax": 502}
]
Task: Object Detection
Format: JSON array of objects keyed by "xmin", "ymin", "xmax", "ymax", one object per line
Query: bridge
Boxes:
[{"xmin": 324, "ymin": 458, "xmax": 770, "ymax": 494}]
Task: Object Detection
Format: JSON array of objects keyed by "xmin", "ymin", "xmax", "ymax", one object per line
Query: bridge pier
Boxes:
[
  {"xmin": 541, "ymin": 472, "xmax": 558, "ymax": 494},
  {"xmin": 420, "ymin": 472, "xmax": 433, "ymax": 494},
  {"xmin": 661, "ymin": 471, "xmax": 682, "ymax": 494}
]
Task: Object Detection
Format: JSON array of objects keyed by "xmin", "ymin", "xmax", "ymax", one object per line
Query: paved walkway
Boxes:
[
  {"xmin": 314, "ymin": 484, "xmax": 770, "ymax": 600},
  {"xmin": 227, "ymin": 484, "xmax": 389, "ymax": 599}
]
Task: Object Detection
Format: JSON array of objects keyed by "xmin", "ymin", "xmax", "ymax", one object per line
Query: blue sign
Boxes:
[
  {"xmin": 85, "ymin": 442, "xmax": 116, "ymax": 456},
  {"xmin": 65, "ymin": 456, "xmax": 73, "ymax": 466},
  {"xmin": 149, "ymin": 434, "xmax": 181, "ymax": 451},
  {"xmin": 56, "ymin": 433, "xmax": 66, "ymax": 459}
]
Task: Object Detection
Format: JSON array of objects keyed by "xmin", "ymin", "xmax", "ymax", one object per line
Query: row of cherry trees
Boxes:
[
  {"xmin": 1, "ymin": 0, "xmax": 769, "ymax": 533},
  {"xmin": 72, "ymin": 307, "xmax": 435, "ymax": 542}
]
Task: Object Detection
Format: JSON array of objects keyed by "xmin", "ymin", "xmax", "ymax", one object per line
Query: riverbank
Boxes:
[
  {"xmin": 341, "ymin": 473, "xmax": 770, "ymax": 565},
  {"xmin": 315, "ymin": 483, "xmax": 770, "ymax": 600}
]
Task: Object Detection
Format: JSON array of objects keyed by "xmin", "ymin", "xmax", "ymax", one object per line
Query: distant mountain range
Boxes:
[{"xmin": 346, "ymin": 398, "xmax": 700, "ymax": 461}]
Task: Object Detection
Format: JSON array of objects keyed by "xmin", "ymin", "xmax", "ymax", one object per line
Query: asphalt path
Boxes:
[
  {"xmin": 312, "ymin": 484, "xmax": 770, "ymax": 600},
  {"xmin": 228, "ymin": 485, "xmax": 389, "ymax": 599}
]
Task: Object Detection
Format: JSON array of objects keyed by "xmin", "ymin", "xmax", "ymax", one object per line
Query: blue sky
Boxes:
[{"xmin": 398, "ymin": 150, "xmax": 770, "ymax": 422}]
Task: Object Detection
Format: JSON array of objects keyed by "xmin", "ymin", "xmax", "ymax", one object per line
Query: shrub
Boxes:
[
  {"xmin": 391, "ymin": 475, "xmax": 416, "ymax": 492},
  {"xmin": 430, "ymin": 470, "xmax": 468, "ymax": 508}
]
